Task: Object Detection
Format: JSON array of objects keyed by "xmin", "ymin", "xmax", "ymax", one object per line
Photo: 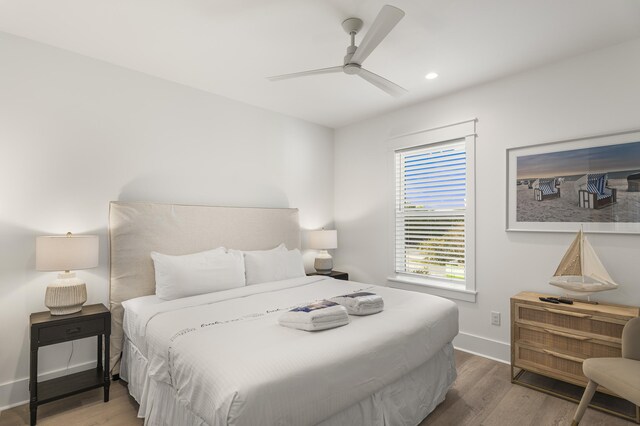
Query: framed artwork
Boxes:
[{"xmin": 506, "ymin": 129, "xmax": 640, "ymax": 233}]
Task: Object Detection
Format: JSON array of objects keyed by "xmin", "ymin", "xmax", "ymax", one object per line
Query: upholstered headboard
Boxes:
[{"xmin": 108, "ymin": 201, "xmax": 300, "ymax": 375}]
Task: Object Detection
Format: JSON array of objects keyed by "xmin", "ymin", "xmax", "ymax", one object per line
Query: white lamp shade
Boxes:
[
  {"xmin": 36, "ymin": 234, "xmax": 99, "ymax": 271},
  {"xmin": 308, "ymin": 230, "xmax": 338, "ymax": 250}
]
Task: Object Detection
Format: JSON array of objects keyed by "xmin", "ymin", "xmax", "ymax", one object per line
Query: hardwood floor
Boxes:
[
  {"xmin": 0, "ymin": 382, "xmax": 142, "ymax": 426},
  {"xmin": 1, "ymin": 350, "xmax": 634, "ymax": 426},
  {"xmin": 421, "ymin": 351, "xmax": 635, "ymax": 426}
]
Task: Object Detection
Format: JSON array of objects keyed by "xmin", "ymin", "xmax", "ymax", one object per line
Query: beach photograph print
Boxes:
[{"xmin": 515, "ymin": 140, "xmax": 640, "ymax": 224}]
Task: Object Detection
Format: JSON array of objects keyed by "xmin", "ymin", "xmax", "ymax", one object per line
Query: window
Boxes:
[
  {"xmin": 388, "ymin": 120, "xmax": 476, "ymax": 302},
  {"xmin": 395, "ymin": 140, "xmax": 466, "ymax": 281}
]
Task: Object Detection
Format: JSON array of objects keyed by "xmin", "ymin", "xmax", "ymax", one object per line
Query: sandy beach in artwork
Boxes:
[{"xmin": 516, "ymin": 179, "xmax": 640, "ymax": 223}]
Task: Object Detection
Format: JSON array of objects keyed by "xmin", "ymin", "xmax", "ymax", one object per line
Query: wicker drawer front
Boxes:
[
  {"xmin": 516, "ymin": 325, "xmax": 621, "ymax": 359},
  {"xmin": 515, "ymin": 343, "xmax": 586, "ymax": 384},
  {"xmin": 516, "ymin": 303, "xmax": 624, "ymax": 340}
]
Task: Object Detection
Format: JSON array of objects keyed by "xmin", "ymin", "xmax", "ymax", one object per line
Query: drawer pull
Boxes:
[
  {"xmin": 543, "ymin": 349, "xmax": 585, "ymax": 363},
  {"xmin": 544, "ymin": 328, "xmax": 590, "ymax": 341},
  {"xmin": 66, "ymin": 327, "xmax": 81, "ymax": 335},
  {"xmin": 543, "ymin": 308, "xmax": 591, "ymax": 318}
]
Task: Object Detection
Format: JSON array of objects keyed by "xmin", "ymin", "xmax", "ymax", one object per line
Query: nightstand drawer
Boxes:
[
  {"xmin": 38, "ymin": 318, "xmax": 105, "ymax": 345},
  {"xmin": 307, "ymin": 271, "xmax": 349, "ymax": 281}
]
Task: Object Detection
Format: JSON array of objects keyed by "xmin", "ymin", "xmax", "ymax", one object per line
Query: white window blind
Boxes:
[{"xmin": 395, "ymin": 139, "xmax": 467, "ymax": 282}]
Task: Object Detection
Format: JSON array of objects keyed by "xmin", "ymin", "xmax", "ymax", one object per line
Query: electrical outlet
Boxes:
[{"xmin": 491, "ymin": 311, "xmax": 501, "ymax": 326}]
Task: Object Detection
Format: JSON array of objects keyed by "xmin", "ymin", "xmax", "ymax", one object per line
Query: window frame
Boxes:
[{"xmin": 386, "ymin": 120, "xmax": 477, "ymax": 303}]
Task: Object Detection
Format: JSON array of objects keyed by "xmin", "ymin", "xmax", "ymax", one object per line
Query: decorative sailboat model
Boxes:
[{"xmin": 549, "ymin": 227, "xmax": 618, "ymax": 298}]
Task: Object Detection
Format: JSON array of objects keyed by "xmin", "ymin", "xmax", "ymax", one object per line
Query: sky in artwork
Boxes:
[{"xmin": 517, "ymin": 140, "xmax": 640, "ymax": 179}]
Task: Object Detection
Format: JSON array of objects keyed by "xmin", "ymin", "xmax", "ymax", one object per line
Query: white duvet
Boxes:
[{"xmin": 124, "ymin": 276, "xmax": 458, "ymax": 426}]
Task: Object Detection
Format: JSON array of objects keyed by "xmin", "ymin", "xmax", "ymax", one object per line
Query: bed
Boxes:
[{"xmin": 109, "ymin": 201, "xmax": 459, "ymax": 426}]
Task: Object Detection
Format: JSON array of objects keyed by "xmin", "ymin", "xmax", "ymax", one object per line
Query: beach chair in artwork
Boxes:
[
  {"xmin": 576, "ymin": 173, "xmax": 617, "ymax": 209},
  {"xmin": 628, "ymin": 172, "xmax": 640, "ymax": 192},
  {"xmin": 533, "ymin": 178, "xmax": 560, "ymax": 201}
]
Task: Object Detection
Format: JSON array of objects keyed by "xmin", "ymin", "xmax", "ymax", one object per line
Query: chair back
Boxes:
[
  {"xmin": 622, "ymin": 317, "xmax": 640, "ymax": 361},
  {"xmin": 587, "ymin": 173, "xmax": 607, "ymax": 195},
  {"xmin": 538, "ymin": 178, "xmax": 557, "ymax": 195}
]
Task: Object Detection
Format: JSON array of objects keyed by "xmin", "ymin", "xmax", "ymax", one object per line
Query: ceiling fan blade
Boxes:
[
  {"xmin": 358, "ymin": 68, "xmax": 407, "ymax": 97},
  {"xmin": 351, "ymin": 5, "xmax": 405, "ymax": 65},
  {"xmin": 268, "ymin": 66, "xmax": 343, "ymax": 81}
]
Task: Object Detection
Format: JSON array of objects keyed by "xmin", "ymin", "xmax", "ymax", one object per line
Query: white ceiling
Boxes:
[{"xmin": 1, "ymin": 0, "xmax": 639, "ymax": 128}]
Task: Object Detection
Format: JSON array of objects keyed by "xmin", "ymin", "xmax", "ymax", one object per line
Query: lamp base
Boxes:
[
  {"xmin": 45, "ymin": 272, "xmax": 87, "ymax": 315},
  {"xmin": 314, "ymin": 251, "xmax": 334, "ymax": 275}
]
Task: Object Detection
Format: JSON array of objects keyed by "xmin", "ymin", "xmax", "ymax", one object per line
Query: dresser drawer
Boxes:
[
  {"xmin": 515, "ymin": 324, "xmax": 621, "ymax": 359},
  {"xmin": 514, "ymin": 303, "xmax": 625, "ymax": 341},
  {"xmin": 38, "ymin": 318, "xmax": 105, "ymax": 345},
  {"xmin": 514, "ymin": 343, "xmax": 587, "ymax": 385}
]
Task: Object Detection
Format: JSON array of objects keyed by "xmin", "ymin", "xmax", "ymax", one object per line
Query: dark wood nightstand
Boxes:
[
  {"xmin": 29, "ymin": 304, "xmax": 110, "ymax": 425},
  {"xmin": 307, "ymin": 270, "xmax": 349, "ymax": 281}
]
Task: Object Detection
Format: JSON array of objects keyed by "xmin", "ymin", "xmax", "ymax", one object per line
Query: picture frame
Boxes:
[{"xmin": 506, "ymin": 128, "xmax": 640, "ymax": 233}]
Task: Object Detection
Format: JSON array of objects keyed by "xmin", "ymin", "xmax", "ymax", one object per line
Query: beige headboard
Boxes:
[{"xmin": 108, "ymin": 201, "xmax": 300, "ymax": 375}]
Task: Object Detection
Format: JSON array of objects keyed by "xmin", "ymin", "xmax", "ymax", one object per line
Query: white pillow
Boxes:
[
  {"xmin": 239, "ymin": 244, "xmax": 286, "ymax": 285},
  {"xmin": 151, "ymin": 248, "xmax": 245, "ymax": 300},
  {"xmin": 242, "ymin": 244, "xmax": 306, "ymax": 285},
  {"xmin": 282, "ymin": 249, "xmax": 306, "ymax": 279}
]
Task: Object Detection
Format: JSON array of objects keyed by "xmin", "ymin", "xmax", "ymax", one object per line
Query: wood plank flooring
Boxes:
[
  {"xmin": 421, "ymin": 351, "xmax": 635, "ymax": 426},
  {"xmin": 1, "ymin": 350, "xmax": 634, "ymax": 426}
]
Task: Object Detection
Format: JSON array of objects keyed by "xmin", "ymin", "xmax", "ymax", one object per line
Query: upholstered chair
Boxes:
[{"xmin": 571, "ymin": 317, "xmax": 640, "ymax": 425}]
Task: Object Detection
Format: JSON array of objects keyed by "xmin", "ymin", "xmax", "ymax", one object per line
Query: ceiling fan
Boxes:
[{"xmin": 268, "ymin": 5, "xmax": 406, "ymax": 97}]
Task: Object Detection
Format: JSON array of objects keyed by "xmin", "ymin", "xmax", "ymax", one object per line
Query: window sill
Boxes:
[{"xmin": 387, "ymin": 275, "xmax": 477, "ymax": 303}]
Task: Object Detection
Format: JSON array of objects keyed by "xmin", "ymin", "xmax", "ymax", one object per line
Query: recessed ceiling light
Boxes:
[{"xmin": 425, "ymin": 72, "xmax": 439, "ymax": 80}]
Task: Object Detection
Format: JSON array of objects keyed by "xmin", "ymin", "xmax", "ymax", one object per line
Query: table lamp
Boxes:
[
  {"xmin": 36, "ymin": 232, "xmax": 99, "ymax": 315},
  {"xmin": 308, "ymin": 229, "xmax": 337, "ymax": 274}
]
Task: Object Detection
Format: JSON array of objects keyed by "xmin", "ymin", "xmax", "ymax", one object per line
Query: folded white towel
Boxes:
[
  {"xmin": 330, "ymin": 292, "xmax": 384, "ymax": 316},
  {"xmin": 278, "ymin": 300, "xmax": 349, "ymax": 331}
]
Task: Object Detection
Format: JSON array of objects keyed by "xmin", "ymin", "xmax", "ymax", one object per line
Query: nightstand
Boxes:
[
  {"xmin": 307, "ymin": 270, "xmax": 349, "ymax": 281},
  {"xmin": 29, "ymin": 304, "xmax": 111, "ymax": 425}
]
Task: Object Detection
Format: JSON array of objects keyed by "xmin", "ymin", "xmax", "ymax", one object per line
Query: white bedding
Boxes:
[
  {"xmin": 122, "ymin": 276, "xmax": 458, "ymax": 426},
  {"xmin": 122, "ymin": 338, "xmax": 456, "ymax": 426}
]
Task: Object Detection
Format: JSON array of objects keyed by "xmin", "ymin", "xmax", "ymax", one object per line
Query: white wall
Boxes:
[
  {"xmin": 0, "ymin": 32, "xmax": 334, "ymax": 408},
  {"xmin": 334, "ymin": 37, "xmax": 640, "ymax": 362},
  {"xmin": 2, "ymin": 27, "xmax": 639, "ymax": 413}
]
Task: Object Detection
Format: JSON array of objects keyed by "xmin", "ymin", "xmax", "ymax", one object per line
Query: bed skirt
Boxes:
[{"xmin": 121, "ymin": 338, "xmax": 456, "ymax": 426}]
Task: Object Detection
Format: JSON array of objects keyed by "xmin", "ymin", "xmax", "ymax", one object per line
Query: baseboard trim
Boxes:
[
  {"xmin": 453, "ymin": 331, "xmax": 510, "ymax": 364},
  {"xmin": 0, "ymin": 360, "xmax": 97, "ymax": 411}
]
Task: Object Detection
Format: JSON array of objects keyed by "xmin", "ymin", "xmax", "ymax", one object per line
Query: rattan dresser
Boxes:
[{"xmin": 511, "ymin": 291, "xmax": 639, "ymax": 423}]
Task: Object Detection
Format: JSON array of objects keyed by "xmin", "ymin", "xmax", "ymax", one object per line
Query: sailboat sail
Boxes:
[
  {"xmin": 582, "ymin": 239, "xmax": 617, "ymax": 287},
  {"xmin": 553, "ymin": 231, "xmax": 582, "ymax": 277},
  {"xmin": 549, "ymin": 228, "xmax": 618, "ymax": 295}
]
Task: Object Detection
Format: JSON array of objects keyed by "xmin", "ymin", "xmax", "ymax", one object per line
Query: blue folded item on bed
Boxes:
[
  {"xmin": 278, "ymin": 300, "xmax": 349, "ymax": 331},
  {"xmin": 330, "ymin": 292, "xmax": 384, "ymax": 316}
]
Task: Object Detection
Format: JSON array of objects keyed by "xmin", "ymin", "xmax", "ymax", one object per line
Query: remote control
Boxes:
[{"xmin": 543, "ymin": 296, "xmax": 574, "ymax": 305}]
